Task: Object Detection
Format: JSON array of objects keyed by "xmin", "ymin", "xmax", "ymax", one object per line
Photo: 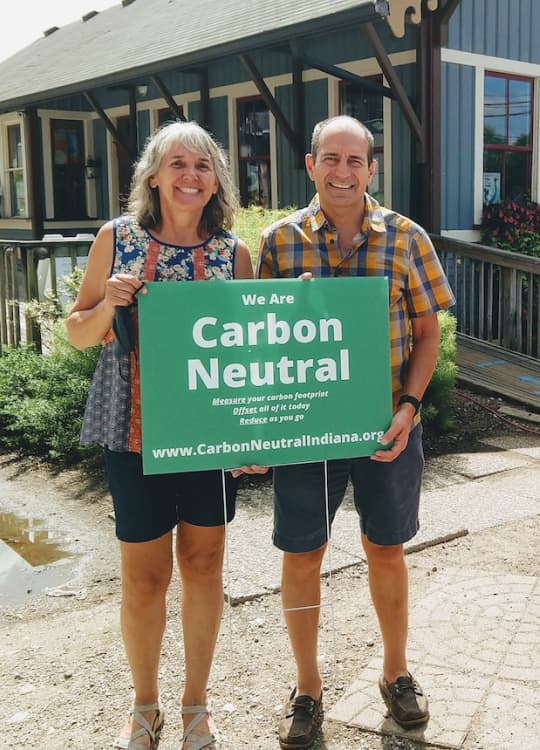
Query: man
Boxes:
[{"xmin": 256, "ymin": 115, "xmax": 455, "ymax": 749}]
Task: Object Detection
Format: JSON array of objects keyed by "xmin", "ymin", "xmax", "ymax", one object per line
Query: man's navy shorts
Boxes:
[
  {"xmin": 104, "ymin": 449, "xmax": 238, "ymax": 543},
  {"xmin": 272, "ymin": 424, "xmax": 424, "ymax": 551}
]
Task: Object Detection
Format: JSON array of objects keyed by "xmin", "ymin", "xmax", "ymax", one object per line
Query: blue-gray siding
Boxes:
[
  {"xmin": 441, "ymin": 63, "xmax": 476, "ymax": 230},
  {"xmin": 389, "ymin": 64, "xmax": 416, "ymax": 218},
  {"xmin": 447, "ymin": 0, "xmax": 540, "ymax": 64},
  {"xmin": 275, "ymin": 79, "xmax": 329, "ymax": 209}
]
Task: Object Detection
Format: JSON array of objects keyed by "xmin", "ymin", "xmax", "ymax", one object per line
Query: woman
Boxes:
[{"xmin": 67, "ymin": 121, "xmax": 253, "ymax": 749}]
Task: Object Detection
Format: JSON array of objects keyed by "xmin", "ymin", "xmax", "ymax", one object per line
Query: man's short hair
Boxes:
[{"xmin": 310, "ymin": 115, "xmax": 375, "ymax": 165}]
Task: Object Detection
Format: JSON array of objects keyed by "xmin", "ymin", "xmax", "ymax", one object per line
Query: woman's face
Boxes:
[{"xmin": 149, "ymin": 143, "xmax": 219, "ymax": 217}]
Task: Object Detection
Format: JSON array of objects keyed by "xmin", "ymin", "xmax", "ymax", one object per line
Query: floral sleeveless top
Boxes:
[{"xmin": 80, "ymin": 216, "xmax": 238, "ymax": 453}]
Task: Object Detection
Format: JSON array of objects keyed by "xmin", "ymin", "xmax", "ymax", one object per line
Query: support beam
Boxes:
[
  {"xmin": 198, "ymin": 68, "xmax": 210, "ymax": 130},
  {"xmin": 239, "ymin": 53, "xmax": 302, "ymax": 166},
  {"xmin": 84, "ymin": 91, "xmax": 135, "ymax": 160},
  {"xmin": 290, "ymin": 43, "xmax": 394, "ymax": 100},
  {"xmin": 292, "ymin": 55, "xmax": 305, "ymax": 169},
  {"xmin": 23, "ymin": 107, "xmax": 44, "ymax": 240},
  {"xmin": 416, "ymin": 1, "xmax": 447, "ymax": 233},
  {"xmin": 363, "ymin": 21, "xmax": 425, "ymax": 156},
  {"xmin": 151, "ymin": 75, "xmax": 186, "ymax": 121},
  {"xmin": 128, "ymin": 85, "xmax": 138, "ymax": 155}
]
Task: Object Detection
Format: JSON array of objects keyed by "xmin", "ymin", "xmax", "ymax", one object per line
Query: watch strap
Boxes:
[{"xmin": 397, "ymin": 394, "xmax": 421, "ymax": 415}]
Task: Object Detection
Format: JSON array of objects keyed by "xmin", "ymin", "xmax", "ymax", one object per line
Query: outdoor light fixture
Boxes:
[
  {"xmin": 137, "ymin": 84, "xmax": 148, "ymax": 97},
  {"xmin": 85, "ymin": 157, "xmax": 101, "ymax": 180}
]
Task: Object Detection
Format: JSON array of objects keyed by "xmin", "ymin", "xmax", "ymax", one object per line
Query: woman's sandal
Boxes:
[
  {"xmin": 113, "ymin": 702, "xmax": 165, "ymax": 749},
  {"xmin": 181, "ymin": 705, "xmax": 220, "ymax": 750}
]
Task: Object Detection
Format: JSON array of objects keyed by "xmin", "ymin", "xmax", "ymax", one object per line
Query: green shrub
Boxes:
[
  {"xmin": 0, "ymin": 336, "xmax": 100, "ymax": 463},
  {"xmin": 0, "ymin": 269, "xmax": 100, "ymax": 463},
  {"xmin": 233, "ymin": 205, "xmax": 294, "ymax": 262},
  {"xmin": 422, "ymin": 310, "xmax": 457, "ymax": 431}
]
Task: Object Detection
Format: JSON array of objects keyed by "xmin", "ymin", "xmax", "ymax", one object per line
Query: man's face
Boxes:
[{"xmin": 305, "ymin": 122, "xmax": 377, "ymax": 216}]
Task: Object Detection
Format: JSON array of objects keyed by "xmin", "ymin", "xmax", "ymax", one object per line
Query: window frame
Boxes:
[
  {"xmin": 236, "ymin": 95, "xmax": 272, "ymax": 208},
  {"xmin": 1, "ymin": 118, "xmax": 28, "ymax": 219},
  {"xmin": 339, "ymin": 76, "xmax": 386, "ymax": 204},
  {"xmin": 483, "ymin": 70, "xmax": 534, "ymax": 203}
]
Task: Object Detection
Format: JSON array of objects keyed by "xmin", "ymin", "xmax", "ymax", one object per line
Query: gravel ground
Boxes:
[{"xmin": 1, "ymin": 385, "xmax": 539, "ymax": 749}]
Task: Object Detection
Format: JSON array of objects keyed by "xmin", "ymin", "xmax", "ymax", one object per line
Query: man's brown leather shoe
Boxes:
[
  {"xmin": 278, "ymin": 687, "xmax": 323, "ymax": 749},
  {"xmin": 379, "ymin": 672, "xmax": 429, "ymax": 727}
]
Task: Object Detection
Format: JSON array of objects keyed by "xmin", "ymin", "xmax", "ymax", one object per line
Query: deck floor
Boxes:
[{"xmin": 456, "ymin": 335, "xmax": 540, "ymax": 411}]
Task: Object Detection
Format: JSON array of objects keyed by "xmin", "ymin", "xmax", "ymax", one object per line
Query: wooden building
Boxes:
[{"xmin": 0, "ymin": 0, "xmax": 538, "ymax": 244}]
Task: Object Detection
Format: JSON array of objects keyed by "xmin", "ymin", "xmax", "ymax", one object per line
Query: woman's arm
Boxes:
[
  {"xmin": 66, "ymin": 222, "xmax": 143, "ymax": 350},
  {"xmin": 233, "ymin": 239, "xmax": 254, "ymax": 280}
]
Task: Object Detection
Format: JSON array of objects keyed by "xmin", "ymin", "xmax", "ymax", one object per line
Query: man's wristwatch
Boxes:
[{"xmin": 397, "ymin": 394, "xmax": 422, "ymax": 415}]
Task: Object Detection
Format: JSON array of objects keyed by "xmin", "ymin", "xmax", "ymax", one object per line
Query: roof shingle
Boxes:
[{"xmin": 0, "ymin": 0, "xmax": 381, "ymax": 110}]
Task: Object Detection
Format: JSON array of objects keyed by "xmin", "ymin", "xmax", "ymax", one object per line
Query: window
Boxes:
[
  {"xmin": 340, "ymin": 78, "xmax": 384, "ymax": 203},
  {"xmin": 237, "ymin": 97, "xmax": 271, "ymax": 208},
  {"xmin": 5, "ymin": 124, "xmax": 26, "ymax": 217},
  {"xmin": 158, "ymin": 106, "xmax": 184, "ymax": 127},
  {"xmin": 483, "ymin": 72, "xmax": 534, "ymax": 204},
  {"xmin": 51, "ymin": 119, "xmax": 86, "ymax": 219}
]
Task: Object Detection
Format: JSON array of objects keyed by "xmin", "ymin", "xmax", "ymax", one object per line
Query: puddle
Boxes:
[
  {"xmin": 0, "ymin": 511, "xmax": 77, "ymax": 605},
  {"xmin": 0, "ymin": 511, "xmax": 71, "ymax": 566}
]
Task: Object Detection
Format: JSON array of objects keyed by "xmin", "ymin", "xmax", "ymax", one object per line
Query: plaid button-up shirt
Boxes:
[{"xmin": 257, "ymin": 193, "xmax": 456, "ymax": 401}]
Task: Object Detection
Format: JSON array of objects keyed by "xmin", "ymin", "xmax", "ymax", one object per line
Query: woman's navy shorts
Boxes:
[
  {"xmin": 272, "ymin": 424, "xmax": 424, "ymax": 551},
  {"xmin": 104, "ymin": 448, "xmax": 238, "ymax": 543}
]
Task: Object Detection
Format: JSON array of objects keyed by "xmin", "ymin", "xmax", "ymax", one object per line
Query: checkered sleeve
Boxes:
[
  {"xmin": 406, "ymin": 230, "xmax": 456, "ymax": 317},
  {"xmin": 256, "ymin": 230, "xmax": 276, "ymax": 279}
]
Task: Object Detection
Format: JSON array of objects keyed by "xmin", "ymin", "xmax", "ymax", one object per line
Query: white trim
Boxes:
[
  {"xmin": 441, "ymin": 228, "xmax": 481, "ymax": 242},
  {"xmin": 442, "ymin": 47, "xmax": 540, "ymax": 78},
  {"xmin": 227, "ymin": 96, "xmax": 239, "ymax": 188},
  {"xmin": 532, "ymin": 78, "xmax": 540, "ymax": 203},
  {"xmin": 473, "ymin": 66, "xmax": 485, "ymax": 227},
  {"xmin": 268, "ymin": 83, "xmax": 278, "ymax": 210},
  {"xmin": 37, "ymin": 109, "xmax": 94, "ymax": 121},
  {"xmin": 41, "ymin": 115, "xmax": 54, "ymax": 218},
  {"xmin": 328, "ymin": 77, "xmax": 340, "ymax": 118},
  {"xmin": 107, "ymin": 120, "xmax": 120, "ymax": 217},
  {"xmin": 0, "ymin": 219, "xmax": 32, "ymax": 230},
  {"xmin": 43, "ymin": 220, "xmax": 102, "ymax": 230}
]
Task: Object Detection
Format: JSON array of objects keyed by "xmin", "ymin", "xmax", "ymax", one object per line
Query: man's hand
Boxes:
[
  {"xmin": 370, "ymin": 407, "xmax": 414, "ymax": 462},
  {"xmin": 229, "ymin": 465, "xmax": 269, "ymax": 478}
]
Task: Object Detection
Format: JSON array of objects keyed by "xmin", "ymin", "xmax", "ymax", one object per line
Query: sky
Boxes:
[{"xmin": 0, "ymin": 0, "xmax": 119, "ymax": 63}]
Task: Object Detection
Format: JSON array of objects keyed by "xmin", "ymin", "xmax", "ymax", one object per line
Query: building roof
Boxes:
[{"xmin": 0, "ymin": 0, "xmax": 384, "ymax": 111}]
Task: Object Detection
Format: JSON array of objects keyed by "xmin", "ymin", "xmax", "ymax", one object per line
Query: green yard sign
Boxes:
[{"xmin": 138, "ymin": 277, "xmax": 392, "ymax": 474}]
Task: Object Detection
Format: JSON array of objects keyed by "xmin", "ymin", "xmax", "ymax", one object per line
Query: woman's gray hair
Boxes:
[{"xmin": 127, "ymin": 120, "xmax": 239, "ymax": 234}]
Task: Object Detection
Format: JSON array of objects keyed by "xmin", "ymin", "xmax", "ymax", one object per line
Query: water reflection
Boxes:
[{"xmin": 0, "ymin": 511, "xmax": 71, "ymax": 566}]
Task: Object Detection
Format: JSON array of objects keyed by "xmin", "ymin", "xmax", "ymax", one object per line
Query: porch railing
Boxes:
[
  {"xmin": 431, "ymin": 235, "xmax": 540, "ymax": 360},
  {"xmin": 0, "ymin": 239, "xmax": 93, "ymax": 353},
  {"xmin": 2, "ymin": 235, "xmax": 539, "ymax": 360}
]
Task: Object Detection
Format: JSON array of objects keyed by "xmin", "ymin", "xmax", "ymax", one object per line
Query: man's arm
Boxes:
[{"xmin": 371, "ymin": 312, "xmax": 440, "ymax": 463}]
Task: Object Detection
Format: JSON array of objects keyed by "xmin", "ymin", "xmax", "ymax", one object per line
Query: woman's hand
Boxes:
[{"xmin": 104, "ymin": 274, "xmax": 146, "ymax": 309}]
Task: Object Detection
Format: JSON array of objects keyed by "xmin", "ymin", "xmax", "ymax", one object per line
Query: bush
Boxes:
[
  {"xmin": 0, "ymin": 269, "xmax": 100, "ymax": 464},
  {"xmin": 481, "ymin": 198, "xmax": 540, "ymax": 257},
  {"xmin": 422, "ymin": 310, "xmax": 457, "ymax": 431},
  {"xmin": 0, "ymin": 336, "xmax": 100, "ymax": 463},
  {"xmin": 233, "ymin": 205, "xmax": 293, "ymax": 262}
]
